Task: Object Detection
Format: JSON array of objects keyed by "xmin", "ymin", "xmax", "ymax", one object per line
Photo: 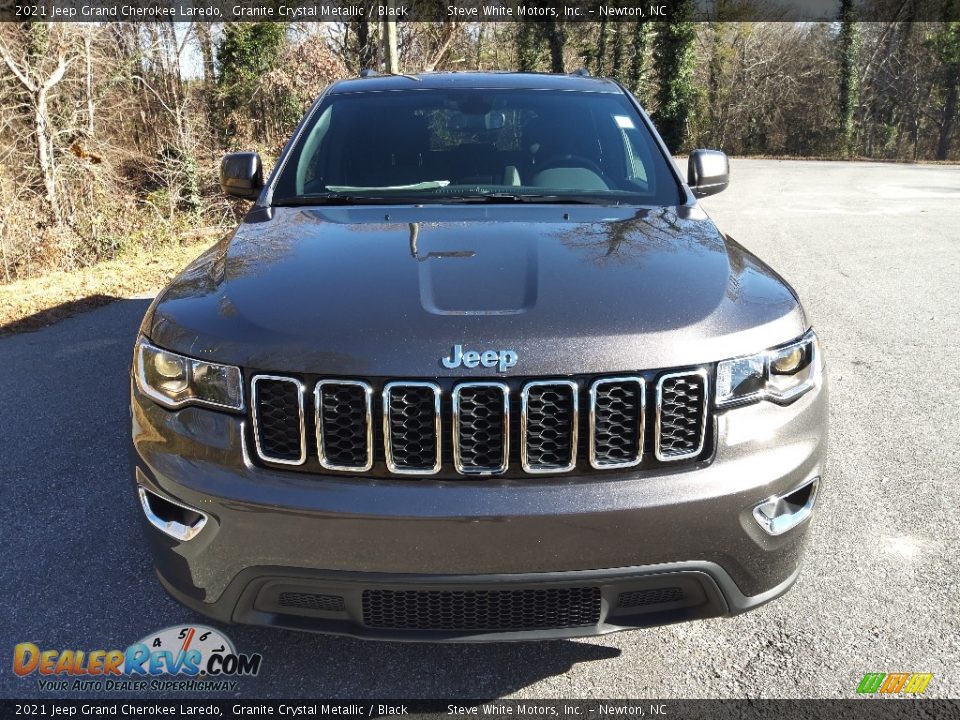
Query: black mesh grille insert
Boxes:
[
  {"xmin": 253, "ymin": 378, "xmax": 303, "ymax": 462},
  {"xmin": 317, "ymin": 382, "xmax": 370, "ymax": 470},
  {"xmin": 386, "ymin": 384, "xmax": 440, "ymax": 472},
  {"xmin": 246, "ymin": 369, "xmax": 711, "ymax": 476},
  {"xmin": 362, "ymin": 587, "xmax": 601, "ymax": 631},
  {"xmin": 278, "ymin": 592, "xmax": 345, "ymax": 612},
  {"xmin": 591, "ymin": 379, "xmax": 643, "ymax": 467},
  {"xmin": 454, "ymin": 384, "xmax": 508, "ymax": 473},
  {"xmin": 657, "ymin": 373, "xmax": 707, "ymax": 459},
  {"xmin": 523, "ymin": 383, "xmax": 577, "ymax": 471},
  {"xmin": 618, "ymin": 587, "xmax": 684, "ymax": 608}
]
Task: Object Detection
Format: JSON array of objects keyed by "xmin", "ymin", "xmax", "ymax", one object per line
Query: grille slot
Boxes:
[
  {"xmin": 453, "ymin": 382, "xmax": 509, "ymax": 475},
  {"xmin": 618, "ymin": 587, "xmax": 684, "ymax": 608},
  {"xmin": 361, "ymin": 587, "xmax": 601, "ymax": 631},
  {"xmin": 655, "ymin": 371, "xmax": 708, "ymax": 462},
  {"xmin": 315, "ymin": 381, "xmax": 373, "ymax": 471},
  {"xmin": 278, "ymin": 592, "xmax": 345, "ymax": 612},
  {"xmin": 589, "ymin": 377, "xmax": 645, "ymax": 469},
  {"xmin": 251, "ymin": 375, "xmax": 306, "ymax": 465},
  {"xmin": 383, "ymin": 382, "xmax": 442, "ymax": 474},
  {"xmin": 521, "ymin": 381, "xmax": 578, "ymax": 473}
]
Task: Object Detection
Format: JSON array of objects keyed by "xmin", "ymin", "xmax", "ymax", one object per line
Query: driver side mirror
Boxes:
[
  {"xmin": 220, "ymin": 152, "xmax": 263, "ymax": 200},
  {"xmin": 687, "ymin": 149, "xmax": 729, "ymax": 198}
]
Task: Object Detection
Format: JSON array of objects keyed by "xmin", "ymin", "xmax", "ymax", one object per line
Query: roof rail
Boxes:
[
  {"xmin": 571, "ymin": 68, "xmax": 591, "ymax": 77},
  {"xmin": 359, "ymin": 68, "xmax": 379, "ymax": 78}
]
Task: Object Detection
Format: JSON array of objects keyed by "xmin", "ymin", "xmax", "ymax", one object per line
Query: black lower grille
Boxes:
[
  {"xmin": 362, "ymin": 587, "xmax": 601, "ymax": 631},
  {"xmin": 252, "ymin": 376, "xmax": 304, "ymax": 463},
  {"xmin": 618, "ymin": 587, "xmax": 684, "ymax": 608},
  {"xmin": 278, "ymin": 592, "xmax": 345, "ymax": 612},
  {"xmin": 656, "ymin": 372, "xmax": 707, "ymax": 460}
]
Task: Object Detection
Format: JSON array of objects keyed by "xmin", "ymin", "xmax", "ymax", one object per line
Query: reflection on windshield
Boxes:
[
  {"xmin": 326, "ymin": 181, "xmax": 451, "ymax": 192},
  {"xmin": 271, "ymin": 88, "xmax": 681, "ymax": 207}
]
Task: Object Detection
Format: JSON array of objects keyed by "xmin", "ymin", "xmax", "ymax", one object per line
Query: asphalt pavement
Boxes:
[{"xmin": 1, "ymin": 159, "xmax": 958, "ymax": 699}]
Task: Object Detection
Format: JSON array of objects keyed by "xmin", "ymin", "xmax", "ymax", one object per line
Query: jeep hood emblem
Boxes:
[{"xmin": 441, "ymin": 345, "xmax": 518, "ymax": 372}]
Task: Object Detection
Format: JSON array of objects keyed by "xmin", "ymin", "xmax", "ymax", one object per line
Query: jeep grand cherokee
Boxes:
[{"xmin": 130, "ymin": 72, "xmax": 827, "ymax": 641}]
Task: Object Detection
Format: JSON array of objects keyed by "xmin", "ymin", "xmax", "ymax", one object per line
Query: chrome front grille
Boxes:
[
  {"xmin": 251, "ymin": 375, "xmax": 306, "ymax": 465},
  {"xmin": 589, "ymin": 377, "xmax": 645, "ymax": 469},
  {"xmin": 383, "ymin": 382, "xmax": 442, "ymax": 474},
  {"xmin": 452, "ymin": 382, "xmax": 509, "ymax": 475},
  {"xmin": 248, "ymin": 370, "xmax": 710, "ymax": 477},
  {"xmin": 655, "ymin": 370, "xmax": 709, "ymax": 461},
  {"xmin": 315, "ymin": 380, "xmax": 372, "ymax": 472},
  {"xmin": 521, "ymin": 381, "xmax": 578, "ymax": 473}
]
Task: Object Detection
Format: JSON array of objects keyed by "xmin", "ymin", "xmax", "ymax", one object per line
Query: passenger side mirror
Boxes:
[
  {"xmin": 687, "ymin": 149, "xmax": 729, "ymax": 198},
  {"xmin": 220, "ymin": 152, "xmax": 263, "ymax": 200}
]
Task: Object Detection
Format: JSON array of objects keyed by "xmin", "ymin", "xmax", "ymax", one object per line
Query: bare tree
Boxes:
[{"xmin": 0, "ymin": 24, "xmax": 73, "ymax": 224}]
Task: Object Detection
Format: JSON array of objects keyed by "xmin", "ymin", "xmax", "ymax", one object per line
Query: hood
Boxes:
[{"xmin": 147, "ymin": 205, "xmax": 806, "ymax": 376}]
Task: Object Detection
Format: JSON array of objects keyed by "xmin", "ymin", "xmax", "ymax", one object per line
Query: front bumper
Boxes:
[{"xmin": 130, "ymin": 374, "xmax": 827, "ymax": 641}]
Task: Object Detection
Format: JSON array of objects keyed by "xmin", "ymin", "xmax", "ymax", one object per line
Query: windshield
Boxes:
[{"xmin": 271, "ymin": 88, "xmax": 682, "ymax": 206}]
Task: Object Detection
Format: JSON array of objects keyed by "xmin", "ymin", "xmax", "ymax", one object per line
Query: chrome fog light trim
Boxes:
[
  {"xmin": 137, "ymin": 485, "xmax": 208, "ymax": 542},
  {"xmin": 753, "ymin": 476, "xmax": 820, "ymax": 536}
]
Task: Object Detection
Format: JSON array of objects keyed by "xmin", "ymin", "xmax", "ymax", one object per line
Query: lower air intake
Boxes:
[
  {"xmin": 617, "ymin": 587, "xmax": 684, "ymax": 608},
  {"xmin": 361, "ymin": 587, "xmax": 601, "ymax": 631},
  {"xmin": 278, "ymin": 592, "xmax": 345, "ymax": 612}
]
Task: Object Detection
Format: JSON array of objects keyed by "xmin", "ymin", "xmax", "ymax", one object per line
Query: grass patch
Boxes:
[{"xmin": 0, "ymin": 230, "xmax": 222, "ymax": 336}]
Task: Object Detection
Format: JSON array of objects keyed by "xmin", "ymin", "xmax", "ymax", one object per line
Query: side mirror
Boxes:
[
  {"xmin": 220, "ymin": 152, "xmax": 263, "ymax": 200},
  {"xmin": 687, "ymin": 149, "xmax": 729, "ymax": 198}
]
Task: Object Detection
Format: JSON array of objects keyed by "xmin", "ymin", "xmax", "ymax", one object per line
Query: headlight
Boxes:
[
  {"xmin": 134, "ymin": 337, "xmax": 243, "ymax": 411},
  {"xmin": 716, "ymin": 329, "xmax": 821, "ymax": 408}
]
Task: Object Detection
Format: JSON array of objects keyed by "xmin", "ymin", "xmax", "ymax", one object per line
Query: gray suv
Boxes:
[{"xmin": 130, "ymin": 72, "xmax": 827, "ymax": 641}]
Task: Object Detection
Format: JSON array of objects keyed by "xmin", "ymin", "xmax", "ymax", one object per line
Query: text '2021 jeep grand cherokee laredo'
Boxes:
[{"xmin": 130, "ymin": 72, "xmax": 827, "ymax": 641}]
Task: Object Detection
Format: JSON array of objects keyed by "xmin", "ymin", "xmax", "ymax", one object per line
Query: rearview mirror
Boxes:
[
  {"xmin": 220, "ymin": 152, "xmax": 263, "ymax": 200},
  {"xmin": 687, "ymin": 149, "xmax": 729, "ymax": 198}
]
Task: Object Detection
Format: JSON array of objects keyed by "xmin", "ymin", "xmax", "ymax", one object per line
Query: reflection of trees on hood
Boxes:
[{"xmin": 557, "ymin": 208, "xmax": 723, "ymax": 266}]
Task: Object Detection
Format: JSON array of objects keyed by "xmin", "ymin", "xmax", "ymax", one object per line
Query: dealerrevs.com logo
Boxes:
[{"xmin": 13, "ymin": 625, "xmax": 262, "ymax": 692}]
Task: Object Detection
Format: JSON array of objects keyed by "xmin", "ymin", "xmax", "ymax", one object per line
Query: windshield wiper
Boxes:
[
  {"xmin": 273, "ymin": 194, "xmax": 407, "ymax": 207},
  {"xmin": 273, "ymin": 192, "xmax": 620, "ymax": 207},
  {"xmin": 443, "ymin": 193, "xmax": 613, "ymax": 205}
]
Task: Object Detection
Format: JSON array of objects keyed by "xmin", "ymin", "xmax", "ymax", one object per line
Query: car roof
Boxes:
[{"xmin": 328, "ymin": 71, "xmax": 625, "ymax": 95}]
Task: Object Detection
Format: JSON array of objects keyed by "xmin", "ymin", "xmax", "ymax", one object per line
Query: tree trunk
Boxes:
[
  {"xmin": 544, "ymin": 19, "xmax": 565, "ymax": 73},
  {"xmin": 196, "ymin": 23, "xmax": 216, "ymax": 89},
  {"xmin": 610, "ymin": 9, "xmax": 625, "ymax": 82},
  {"xmin": 516, "ymin": 21, "xmax": 538, "ymax": 72},
  {"xmin": 35, "ymin": 84, "xmax": 60, "ymax": 223},
  {"xmin": 475, "ymin": 24, "xmax": 485, "ymax": 69},
  {"xmin": 83, "ymin": 31, "xmax": 94, "ymax": 136},
  {"xmin": 383, "ymin": 7, "xmax": 398, "ymax": 73},
  {"xmin": 596, "ymin": 18, "xmax": 608, "ymax": 75},
  {"xmin": 937, "ymin": 80, "xmax": 958, "ymax": 160},
  {"xmin": 708, "ymin": 23, "xmax": 724, "ymax": 147},
  {"xmin": 652, "ymin": 0, "xmax": 696, "ymax": 153},
  {"xmin": 837, "ymin": 0, "xmax": 859, "ymax": 157},
  {"xmin": 627, "ymin": 21, "xmax": 648, "ymax": 99},
  {"xmin": 358, "ymin": 18, "xmax": 377, "ymax": 72}
]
